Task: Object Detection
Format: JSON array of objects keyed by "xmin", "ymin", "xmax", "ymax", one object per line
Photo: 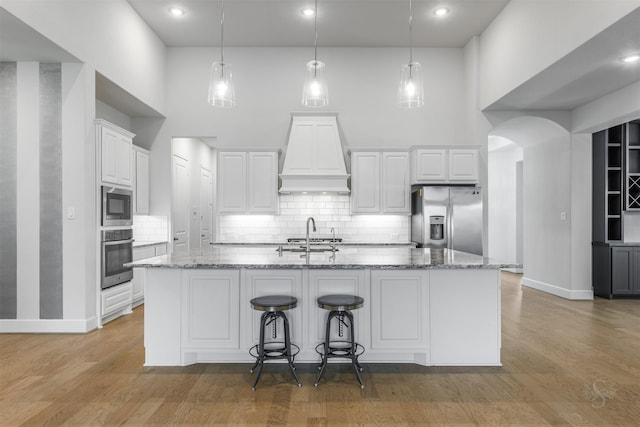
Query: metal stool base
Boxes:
[
  {"xmin": 314, "ymin": 309, "xmax": 365, "ymax": 388},
  {"xmin": 250, "ymin": 310, "xmax": 301, "ymax": 390}
]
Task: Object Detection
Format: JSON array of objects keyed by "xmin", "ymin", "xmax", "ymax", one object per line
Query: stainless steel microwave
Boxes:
[{"xmin": 101, "ymin": 186, "xmax": 133, "ymax": 226}]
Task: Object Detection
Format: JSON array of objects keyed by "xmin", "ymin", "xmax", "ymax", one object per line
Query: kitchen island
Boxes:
[{"xmin": 130, "ymin": 247, "xmax": 517, "ymax": 367}]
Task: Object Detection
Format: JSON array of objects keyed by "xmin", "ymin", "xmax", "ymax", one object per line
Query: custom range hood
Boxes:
[{"xmin": 279, "ymin": 113, "xmax": 350, "ymax": 194}]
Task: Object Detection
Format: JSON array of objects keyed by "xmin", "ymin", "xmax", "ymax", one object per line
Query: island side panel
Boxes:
[
  {"xmin": 144, "ymin": 269, "xmax": 182, "ymax": 366},
  {"xmin": 370, "ymin": 270, "xmax": 430, "ymax": 365},
  {"xmin": 429, "ymin": 268, "xmax": 501, "ymax": 366}
]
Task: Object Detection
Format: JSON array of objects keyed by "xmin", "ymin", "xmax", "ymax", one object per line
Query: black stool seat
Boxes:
[
  {"xmin": 317, "ymin": 294, "xmax": 364, "ymax": 311},
  {"xmin": 315, "ymin": 294, "xmax": 365, "ymax": 388},
  {"xmin": 249, "ymin": 295, "xmax": 301, "ymax": 390},
  {"xmin": 250, "ymin": 295, "xmax": 297, "ymax": 312}
]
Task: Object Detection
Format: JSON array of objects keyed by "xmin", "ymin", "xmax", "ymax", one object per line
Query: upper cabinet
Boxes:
[
  {"xmin": 132, "ymin": 146, "xmax": 150, "ymax": 215},
  {"xmin": 217, "ymin": 149, "xmax": 279, "ymax": 214},
  {"xmin": 351, "ymin": 150, "xmax": 410, "ymax": 214},
  {"xmin": 411, "ymin": 147, "xmax": 479, "ymax": 185},
  {"xmin": 96, "ymin": 119, "xmax": 134, "ymax": 187}
]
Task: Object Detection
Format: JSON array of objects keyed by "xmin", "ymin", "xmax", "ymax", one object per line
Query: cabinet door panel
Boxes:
[
  {"xmin": 134, "ymin": 149, "xmax": 150, "ymax": 214},
  {"xmin": 413, "ymin": 149, "xmax": 447, "ymax": 183},
  {"xmin": 217, "ymin": 152, "xmax": 247, "ymax": 212},
  {"xmin": 182, "ymin": 270, "xmax": 240, "ymax": 349},
  {"xmin": 244, "ymin": 270, "xmax": 303, "ymax": 348},
  {"xmin": 101, "ymin": 127, "xmax": 119, "ymax": 184},
  {"xmin": 371, "ymin": 271, "xmax": 428, "ymax": 349},
  {"xmin": 634, "ymin": 248, "xmax": 640, "ymax": 294},
  {"xmin": 382, "ymin": 152, "xmax": 410, "ymax": 213},
  {"xmin": 248, "ymin": 152, "xmax": 278, "ymax": 213},
  {"xmin": 612, "ymin": 247, "xmax": 633, "ymax": 295},
  {"xmin": 351, "ymin": 152, "xmax": 380, "ymax": 213},
  {"xmin": 448, "ymin": 149, "xmax": 478, "ymax": 182},
  {"xmin": 308, "ymin": 270, "xmax": 367, "ymax": 348},
  {"xmin": 117, "ymin": 135, "xmax": 133, "ymax": 186}
]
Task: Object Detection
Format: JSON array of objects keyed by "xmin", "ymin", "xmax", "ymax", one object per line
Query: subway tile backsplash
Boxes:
[
  {"xmin": 133, "ymin": 215, "xmax": 169, "ymax": 243},
  {"xmin": 218, "ymin": 194, "xmax": 410, "ymax": 243}
]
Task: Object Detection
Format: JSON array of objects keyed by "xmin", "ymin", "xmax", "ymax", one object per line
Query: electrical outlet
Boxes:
[{"xmin": 560, "ymin": 212, "xmax": 567, "ymax": 221}]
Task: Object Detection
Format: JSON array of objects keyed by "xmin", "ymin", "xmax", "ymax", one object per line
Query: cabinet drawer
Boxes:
[{"xmin": 102, "ymin": 282, "xmax": 132, "ymax": 316}]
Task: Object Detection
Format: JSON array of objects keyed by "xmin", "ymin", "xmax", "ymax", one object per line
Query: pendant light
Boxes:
[
  {"xmin": 397, "ymin": 0, "xmax": 424, "ymax": 108},
  {"xmin": 208, "ymin": 0, "xmax": 235, "ymax": 108},
  {"xmin": 302, "ymin": 0, "xmax": 328, "ymax": 107}
]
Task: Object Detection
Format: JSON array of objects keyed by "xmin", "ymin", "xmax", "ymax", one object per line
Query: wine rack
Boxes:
[{"xmin": 626, "ymin": 121, "xmax": 640, "ymax": 210}]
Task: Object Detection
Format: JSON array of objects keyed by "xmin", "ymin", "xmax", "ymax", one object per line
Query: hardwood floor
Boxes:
[{"xmin": 2, "ymin": 272, "xmax": 639, "ymax": 426}]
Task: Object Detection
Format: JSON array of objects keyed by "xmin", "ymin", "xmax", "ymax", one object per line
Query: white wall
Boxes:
[
  {"xmin": 479, "ymin": 0, "xmax": 640, "ymax": 109},
  {"xmin": 0, "ymin": 0, "xmax": 167, "ymax": 115},
  {"xmin": 150, "ymin": 46, "xmax": 468, "ymax": 217},
  {"xmin": 96, "ymin": 100, "xmax": 132, "ymax": 133},
  {"xmin": 487, "ymin": 137, "xmax": 522, "ymax": 263},
  {"xmin": 572, "ymin": 80, "xmax": 640, "ymax": 133}
]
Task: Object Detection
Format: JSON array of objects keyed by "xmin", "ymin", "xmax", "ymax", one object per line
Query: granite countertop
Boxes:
[
  {"xmin": 211, "ymin": 242, "xmax": 417, "ymax": 247},
  {"xmin": 128, "ymin": 246, "xmax": 520, "ymax": 270}
]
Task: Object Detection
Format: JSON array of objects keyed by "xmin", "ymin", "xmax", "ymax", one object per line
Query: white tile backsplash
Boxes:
[
  {"xmin": 217, "ymin": 194, "xmax": 410, "ymax": 243},
  {"xmin": 133, "ymin": 215, "xmax": 168, "ymax": 243}
]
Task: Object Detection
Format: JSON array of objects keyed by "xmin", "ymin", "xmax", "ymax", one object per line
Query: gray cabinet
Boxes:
[{"xmin": 593, "ymin": 244, "xmax": 640, "ymax": 298}]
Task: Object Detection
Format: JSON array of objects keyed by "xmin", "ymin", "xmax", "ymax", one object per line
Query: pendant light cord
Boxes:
[
  {"xmin": 409, "ymin": 0, "xmax": 413, "ymax": 64},
  {"xmin": 314, "ymin": 0, "xmax": 318, "ymax": 77},
  {"xmin": 220, "ymin": 0, "xmax": 225, "ymax": 65}
]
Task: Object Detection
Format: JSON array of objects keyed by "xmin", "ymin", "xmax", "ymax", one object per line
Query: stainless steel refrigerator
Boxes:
[{"xmin": 411, "ymin": 186, "xmax": 483, "ymax": 256}]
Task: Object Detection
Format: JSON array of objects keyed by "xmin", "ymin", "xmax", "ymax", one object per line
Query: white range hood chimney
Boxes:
[{"xmin": 279, "ymin": 113, "xmax": 350, "ymax": 194}]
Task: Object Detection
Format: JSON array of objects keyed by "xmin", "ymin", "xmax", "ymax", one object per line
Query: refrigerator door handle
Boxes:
[{"xmin": 447, "ymin": 201, "xmax": 453, "ymax": 251}]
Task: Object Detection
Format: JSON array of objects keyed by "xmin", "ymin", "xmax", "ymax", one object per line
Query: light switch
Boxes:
[
  {"xmin": 67, "ymin": 207, "xmax": 76, "ymax": 219},
  {"xmin": 560, "ymin": 212, "xmax": 567, "ymax": 221}
]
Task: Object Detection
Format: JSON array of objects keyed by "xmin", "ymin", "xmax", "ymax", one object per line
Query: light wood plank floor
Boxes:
[{"xmin": 1, "ymin": 272, "xmax": 640, "ymax": 426}]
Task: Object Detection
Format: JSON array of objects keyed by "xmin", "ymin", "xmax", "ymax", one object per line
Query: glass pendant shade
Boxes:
[
  {"xmin": 302, "ymin": 60, "xmax": 328, "ymax": 107},
  {"xmin": 397, "ymin": 62, "xmax": 424, "ymax": 109},
  {"xmin": 208, "ymin": 61, "xmax": 235, "ymax": 108}
]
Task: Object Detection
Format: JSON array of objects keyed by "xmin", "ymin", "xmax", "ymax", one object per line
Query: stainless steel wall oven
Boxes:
[{"xmin": 101, "ymin": 228, "xmax": 133, "ymax": 289}]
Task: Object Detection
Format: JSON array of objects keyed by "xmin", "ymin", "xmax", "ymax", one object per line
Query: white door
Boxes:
[
  {"xmin": 172, "ymin": 154, "xmax": 189, "ymax": 256},
  {"xmin": 200, "ymin": 167, "xmax": 212, "ymax": 249}
]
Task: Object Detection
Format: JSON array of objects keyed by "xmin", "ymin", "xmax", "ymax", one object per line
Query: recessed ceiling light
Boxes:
[
  {"xmin": 301, "ymin": 8, "xmax": 314, "ymax": 17},
  {"xmin": 433, "ymin": 7, "xmax": 450, "ymax": 17},
  {"xmin": 620, "ymin": 54, "xmax": 640, "ymax": 64},
  {"xmin": 169, "ymin": 7, "xmax": 185, "ymax": 17}
]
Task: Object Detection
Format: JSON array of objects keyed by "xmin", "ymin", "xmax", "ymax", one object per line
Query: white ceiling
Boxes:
[{"xmin": 126, "ymin": 0, "xmax": 510, "ymax": 48}]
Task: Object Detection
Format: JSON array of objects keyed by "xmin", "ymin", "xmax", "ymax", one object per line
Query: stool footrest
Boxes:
[
  {"xmin": 250, "ymin": 342, "xmax": 300, "ymax": 360},
  {"xmin": 314, "ymin": 341, "xmax": 365, "ymax": 359}
]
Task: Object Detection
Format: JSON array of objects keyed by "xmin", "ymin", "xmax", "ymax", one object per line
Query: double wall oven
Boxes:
[{"xmin": 101, "ymin": 186, "xmax": 134, "ymax": 289}]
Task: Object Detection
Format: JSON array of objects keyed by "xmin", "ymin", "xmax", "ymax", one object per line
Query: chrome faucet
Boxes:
[
  {"xmin": 306, "ymin": 217, "xmax": 316, "ymax": 253},
  {"xmin": 330, "ymin": 227, "xmax": 337, "ymax": 251}
]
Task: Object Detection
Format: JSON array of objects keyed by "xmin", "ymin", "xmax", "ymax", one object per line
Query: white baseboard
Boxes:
[
  {"xmin": 522, "ymin": 277, "xmax": 593, "ymax": 300},
  {"xmin": 0, "ymin": 317, "xmax": 99, "ymax": 333}
]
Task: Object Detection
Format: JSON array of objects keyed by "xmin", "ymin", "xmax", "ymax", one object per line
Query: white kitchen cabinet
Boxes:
[
  {"xmin": 217, "ymin": 149, "xmax": 278, "ymax": 214},
  {"xmin": 351, "ymin": 150, "xmax": 410, "ymax": 214},
  {"xmin": 411, "ymin": 147, "xmax": 479, "ymax": 185},
  {"xmin": 370, "ymin": 270, "xmax": 429, "ymax": 351},
  {"xmin": 182, "ymin": 270, "xmax": 240, "ymax": 352},
  {"xmin": 448, "ymin": 149, "xmax": 479, "ymax": 182},
  {"xmin": 350, "ymin": 151, "xmax": 381, "ymax": 213},
  {"xmin": 243, "ymin": 270, "xmax": 304, "ymax": 351},
  {"xmin": 412, "ymin": 149, "xmax": 447, "ymax": 183},
  {"xmin": 132, "ymin": 243, "xmax": 167, "ymax": 307},
  {"xmin": 308, "ymin": 270, "xmax": 368, "ymax": 350},
  {"xmin": 97, "ymin": 119, "xmax": 134, "ymax": 187},
  {"xmin": 101, "ymin": 281, "xmax": 133, "ymax": 323},
  {"xmin": 132, "ymin": 146, "xmax": 150, "ymax": 214}
]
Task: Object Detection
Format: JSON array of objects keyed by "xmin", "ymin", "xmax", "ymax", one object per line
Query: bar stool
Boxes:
[
  {"xmin": 249, "ymin": 295, "xmax": 301, "ymax": 390},
  {"xmin": 314, "ymin": 294, "xmax": 365, "ymax": 388}
]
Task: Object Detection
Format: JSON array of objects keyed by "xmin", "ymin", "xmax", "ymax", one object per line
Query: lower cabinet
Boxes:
[
  {"xmin": 593, "ymin": 245, "xmax": 640, "ymax": 298},
  {"xmin": 182, "ymin": 270, "xmax": 240, "ymax": 351},
  {"xmin": 370, "ymin": 270, "xmax": 429, "ymax": 351},
  {"xmin": 101, "ymin": 282, "xmax": 133, "ymax": 323},
  {"xmin": 132, "ymin": 243, "xmax": 168, "ymax": 307}
]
